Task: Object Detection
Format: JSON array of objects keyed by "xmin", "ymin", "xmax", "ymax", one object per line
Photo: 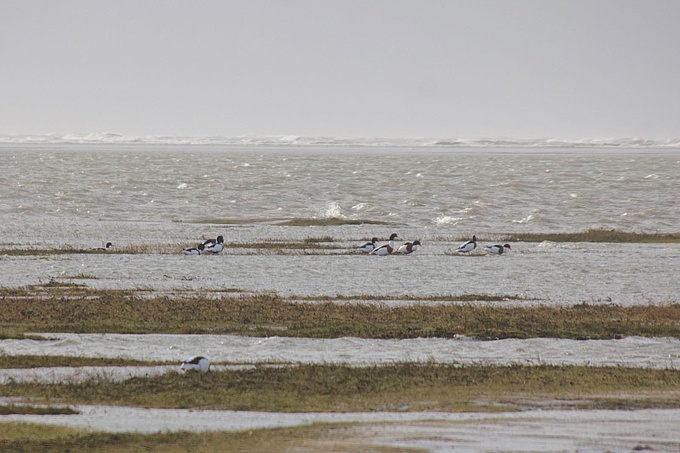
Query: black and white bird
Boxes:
[
  {"xmin": 93, "ymin": 242, "xmax": 114, "ymax": 251},
  {"xmin": 486, "ymin": 243, "xmax": 512, "ymax": 254},
  {"xmin": 202, "ymin": 235, "xmax": 223, "ymax": 248},
  {"xmin": 204, "ymin": 235, "xmax": 224, "ymax": 254},
  {"xmin": 370, "ymin": 233, "xmax": 399, "ymax": 256},
  {"xmin": 183, "ymin": 243, "xmax": 205, "ymax": 255},
  {"xmin": 456, "ymin": 235, "xmax": 477, "ymax": 253},
  {"xmin": 395, "ymin": 240, "xmax": 422, "ymax": 255},
  {"xmin": 357, "ymin": 237, "xmax": 379, "ymax": 253},
  {"xmin": 180, "ymin": 356, "xmax": 210, "ymax": 372}
]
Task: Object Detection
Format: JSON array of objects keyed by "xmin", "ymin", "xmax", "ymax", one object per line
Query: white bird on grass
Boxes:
[{"xmin": 180, "ymin": 356, "xmax": 210, "ymax": 372}]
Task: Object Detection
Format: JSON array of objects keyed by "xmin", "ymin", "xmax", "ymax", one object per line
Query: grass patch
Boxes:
[
  {"xmin": 0, "ymin": 245, "xmax": 173, "ymax": 256},
  {"xmin": 0, "ymin": 333, "xmax": 50, "ymax": 341},
  {"xmin": 0, "ymin": 422, "xmax": 380, "ymax": 453},
  {"xmin": 190, "ymin": 217, "xmax": 287, "ymax": 224},
  {"xmin": 500, "ymin": 228, "xmax": 680, "ymax": 243},
  {"xmin": 224, "ymin": 239, "xmax": 338, "ymax": 250},
  {"xmin": 292, "ymin": 294, "xmax": 527, "ymax": 302},
  {"xmin": 0, "ymin": 288, "xmax": 678, "ymax": 339},
  {"xmin": 0, "ymin": 247, "xmax": 94, "ymax": 257},
  {"xmin": 0, "ymin": 355, "xmax": 168, "ymax": 369},
  {"xmin": 0, "ymin": 404, "xmax": 78, "ymax": 415},
  {"xmin": 55, "ymin": 274, "xmax": 99, "ymax": 280},
  {"xmin": 1, "ymin": 364, "xmax": 679, "ymax": 412},
  {"xmin": 35, "ymin": 280, "xmax": 87, "ymax": 289}
]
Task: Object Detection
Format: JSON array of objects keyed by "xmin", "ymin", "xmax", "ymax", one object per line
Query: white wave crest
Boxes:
[
  {"xmin": 351, "ymin": 203, "xmax": 371, "ymax": 211},
  {"xmin": 512, "ymin": 209, "xmax": 541, "ymax": 224},
  {"xmin": 317, "ymin": 202, "xmax": 346, "ymax": 219},
  {"xmin": 434, "ymin": 215, "xmax": 463, "ymax": 226}
]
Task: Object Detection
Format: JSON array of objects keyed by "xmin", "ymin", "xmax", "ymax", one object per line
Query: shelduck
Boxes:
[
  {"xmin": 395, "ymin": 240, "xmax": 422, "ymax": 255},
  {"xmin": 486, "ymin": 244, "xmax": 512, "ymax": 255},
  {"xmin": 180, "ymin": 356, "xmax": 210, "ymax": 372},
  {"xmin": 183, "ymin": 243, "xmax": 205, "ymax": 255},
  {"xmin": 370, "ymin": 233, "xmax": 399, "ymax": 256},
  {"xmin": 93, "ymin": 242, "xmax": 114, "ymax": 251},
  {"xmin": 202, "ymin": 235, "xmax": 223, "ymax": 248},
  {"xmin": 486, "ymin": 243, "xmax": 512, "ymax": 254},
  {"xmin": 456, "ymin": 235, "xmax": 477, "ymax": 253},
  {"xmin": 357, "ymin": 237, "xmax": 379, "ymax": 253},
  {"xmin": 204, "ymin": 235, "xmax": 224, "ymax": 253}
]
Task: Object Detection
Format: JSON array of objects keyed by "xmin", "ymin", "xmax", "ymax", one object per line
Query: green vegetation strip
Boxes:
[
  {"xmin": 0, "ymin": 333, "xmax": 50, "ymax": 341},
  {"xmin": 2, "ymin": 364, "xmax": 679, "ymax": 412},
  {"xmin": 0, "ymin": 405, "xmax": 78, "ymax": 416},
  {"xmin": 0, "ymin": 423, "xmax": 360, "ymax": 453},
  {"xmin": 0, "ymin": 356, "xmax": 168, "ymax": 369},
  {"xmin": 0, "ymin": 288, "xmax": 678, "ymax": 339},
  {"xmin": 501, "ymin": 228, "xmax": 680, "ymax": 243}
]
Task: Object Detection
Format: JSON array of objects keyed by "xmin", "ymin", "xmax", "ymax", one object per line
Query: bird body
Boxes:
[
  {"xmin": 396, "ymin": 240, "xmax": 422, "ymax": 255},
  {"xmin": 486, "ymin": 243, "xmax": 512, "ymax": 254},
  {"xmin": 183, "ymin": 243, "xmax": 205, "ymax": 255},
  {"xmin": 93, "ymin": 242, "xmax": 114, "ymax": 251},
  {"xmin": 456, "ymin": 235, "xmax": 477, "ymax": 253},
  {"xmin": 370, "ymin": 233, "xmax": 399, "ymax": 256},
  {"xmin": 204, "ymin": 235, "xmax": 224, "ymax": 253},
  {"xmin": 202, "ymin": 235, "xmax": 223, "ymax": 248},
  {"xmin": 357, "ymin": 237, "xmax": 379, "ymax": 253},
  {"xmin": 180, "ymin": 356, "xmax": 210, "ymax": 372}
]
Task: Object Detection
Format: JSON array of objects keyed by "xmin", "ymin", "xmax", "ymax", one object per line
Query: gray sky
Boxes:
[{"xmin": 1, "ymin": 1, "xmax": 679, "ymax": 139}]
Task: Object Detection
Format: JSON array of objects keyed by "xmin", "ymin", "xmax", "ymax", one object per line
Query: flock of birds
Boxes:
[
  {"xmin": 454, "ymin": 235, "xmax": 513, "ymax": 255},
  {"xmin": 357, "ymin": 233, "xmax": 420, "ymax": 255},
  {"xmin": 358, "ymin": 233, "xmax": 512, "ymax": 255},
  {"xmin": 179, "ymin": 233, "xmax": 512, "ymax": 257},
  {"xmin": 182, "ymin": 235, "xmax": 224, "ymax": 255}
]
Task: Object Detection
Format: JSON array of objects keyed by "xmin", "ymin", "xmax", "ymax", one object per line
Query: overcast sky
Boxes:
[{"xmin": 1, "ymin": 1, "xmax": 678, "ymax": 139}]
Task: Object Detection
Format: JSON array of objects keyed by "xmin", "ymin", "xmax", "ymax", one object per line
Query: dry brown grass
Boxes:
[
  {"xmin": 0, "ymin": 355, "xmax": 168, "ymax": 369},
  {"xmin": 0, "ymin": 405, "xmax": 78, "ymax": 415},
  {"xmin": 0, "ymin": 287, "xmax": 678, "ymax": 339},
  {"xmin": 499, "ymin": 228, "xmax": 680, "ymax": 243}
]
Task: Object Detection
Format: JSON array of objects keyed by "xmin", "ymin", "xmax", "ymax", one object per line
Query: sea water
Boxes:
[{"xmin": 1, "ymin": 144, "xmax": 678, "ymax": 304}]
